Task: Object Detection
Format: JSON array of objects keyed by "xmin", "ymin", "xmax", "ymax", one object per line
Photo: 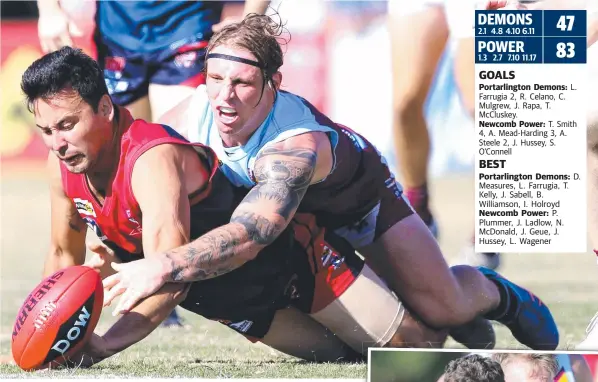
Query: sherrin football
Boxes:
[{"xmin": 11, "ymin": 266, "xmax": 103, "ymax": 371}]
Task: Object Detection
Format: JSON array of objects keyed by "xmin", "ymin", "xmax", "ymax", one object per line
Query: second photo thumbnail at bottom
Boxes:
[{"xmin": 368, "ymin": 349, "xmax": 598, "ymax": 382}]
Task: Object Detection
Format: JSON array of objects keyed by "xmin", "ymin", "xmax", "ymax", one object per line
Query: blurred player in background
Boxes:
[
  {"xmin": 36, "ymin": 0, "xmax": 270, "ymax": 327},
  {"xmin": 37, "ymin": 0, "xmax": 270, "ymax": 122},
  {"xmin": 387, "ymin": 0, "xmax": 524, "ymax": 270}
]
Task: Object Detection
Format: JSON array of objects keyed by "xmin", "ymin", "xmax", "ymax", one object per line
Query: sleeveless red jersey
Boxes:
[
  {"xmin": 58, "ymin": 107, "xmax": 304, "ymax": 331},
  {"xmin": 60, "ymin": 107, "xmax": 218, "ymax": 260}
]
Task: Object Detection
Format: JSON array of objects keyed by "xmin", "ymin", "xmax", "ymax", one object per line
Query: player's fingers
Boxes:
[
  {"xmin": 110, "ymin": 262, "xmax": 125, "ymax": 271},
  {"xmin": 87, "ymin": 241, "xmax": 114, "ymax": 257},
  {"xmin": 484, "ymin": 1, "xmax": 509, "ymax": 10},
  {"xmin": 102, "ymin": 276, "xmax": 124, "ymax": 306},
  {"xmin": 84, "ymin": 253, "xmax": 105, "ymax": 270},
  {"xmin": 40, "ymin": 39, "xmax": 50, "ymax": 54},
  {"xmin": 58, "ymin": 32, "xmax": 73, "ymax": 48},
  {"xmin": 113, "ymin": 291, "xmax": 139, "ymax": 316},
  {"xmin": 45, "ymin": 38, "xmax": 58, "ymax": 53},
  {"xmin": 102, "ymin": 272, "xmax": 121, "ymax": 290},
  {"xmin": 104, "ymin": 283, "xmax": 127, "ymax": 309}
]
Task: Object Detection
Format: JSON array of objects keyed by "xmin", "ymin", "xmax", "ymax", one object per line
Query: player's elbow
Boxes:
[{"xmin": 232, "ymin": 214, "xmax": 286, "ymax": 247}]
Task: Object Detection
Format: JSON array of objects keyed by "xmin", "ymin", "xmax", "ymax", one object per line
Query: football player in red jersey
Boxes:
[{"xmin": 23, "ymin": 46, "xmax": 471, "ymax": 368}]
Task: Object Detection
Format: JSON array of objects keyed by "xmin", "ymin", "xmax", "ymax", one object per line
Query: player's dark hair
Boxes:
[
  {"xmin": 206, "ymin": 12, "xmax": 289, "ymax": 103},
  {"xmin": 21, "ymin": 46, "xmax": 109, "ymax": 113},
  {"xmin": 443, "ymin": 354, "xmax": 505, "ymax": 382}
]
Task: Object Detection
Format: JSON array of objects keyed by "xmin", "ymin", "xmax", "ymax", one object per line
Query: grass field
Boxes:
[{"xmin": 1, "ymin": 169, "xmax": 597, "ymax": 378}]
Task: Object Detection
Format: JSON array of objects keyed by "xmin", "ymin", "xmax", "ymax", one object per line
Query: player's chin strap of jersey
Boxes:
[{"xmin": 206, "ymin": 53, "xmax": 270, "ymax": 107}]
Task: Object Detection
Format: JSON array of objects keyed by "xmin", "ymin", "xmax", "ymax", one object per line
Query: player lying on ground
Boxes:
[
  {"xmin": 23, "ymin": 47, "xmax": 481, "ymax": 368},
  {"xmin": 101, "ymin": 14, "xmax": 560, "ymax": 351}
]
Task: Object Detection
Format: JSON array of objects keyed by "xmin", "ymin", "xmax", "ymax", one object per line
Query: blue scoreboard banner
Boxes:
[
  {"xmin": 473, "ymin": 8, "xmax": 588, "ymax": 254},
  {"xmin": 475, "ymin": 10, "xmax": 587, "ymax": 63}
]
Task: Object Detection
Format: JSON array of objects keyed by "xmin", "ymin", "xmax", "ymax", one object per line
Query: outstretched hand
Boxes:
[
  {"xmin": 102, "ymin": 257, "xmax": 169, "ymax": 316},
  {"xmin": 482, "ymin": 1, "xmax": 528, "ymax": 10}
]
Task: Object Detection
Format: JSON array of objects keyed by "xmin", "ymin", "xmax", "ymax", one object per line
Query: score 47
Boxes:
[
  {"xmin": 556, "ymin": 15, "xmax": 575, "ymax": 32},
  {"xmin": 545, "ymin": 11, "xmax": 586, "ymax": 64},
  {"xmin": 556, "ymin": 15, "xmax": 576, "ymax": 58}
]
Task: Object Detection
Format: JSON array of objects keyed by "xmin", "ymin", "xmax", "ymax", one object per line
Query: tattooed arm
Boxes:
[
  {"xmin": 160, "ymin": 132, "xmax": 331, "ymax": 283},
  {"xmin": 43, "ymin": 152, "xmax": 87, "ymax": 277},
  {"xmin": 100, "ymin": 132, "xmax": 332, "ymax": 313}
]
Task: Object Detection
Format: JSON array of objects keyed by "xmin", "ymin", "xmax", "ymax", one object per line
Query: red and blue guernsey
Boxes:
[
  {"xmin": 58, "ymin": 107, "xmax": 304, "ymax": 338},
  {"xmin": 95, "ymin": 1, "xmax": 224, "ymax": 53}
]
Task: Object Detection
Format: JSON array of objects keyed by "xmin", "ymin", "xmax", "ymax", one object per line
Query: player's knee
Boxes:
[
  {"xmin": 393, "ymin": 94, "xmax": 427, "ymax": 128},
  {"xmin": 416, "ymin": 267, "xmax": 480, "ymax": 328}
]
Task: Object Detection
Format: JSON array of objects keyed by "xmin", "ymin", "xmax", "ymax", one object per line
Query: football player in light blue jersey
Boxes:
[{"xmin": 101, "ymin": 13, "xmax": 560, "ymax": 353}]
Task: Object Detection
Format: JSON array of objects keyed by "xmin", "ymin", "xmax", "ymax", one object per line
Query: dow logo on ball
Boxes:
[{"xmin": 11, "ymin": 266, "xmax": 103, "ymax": 371}]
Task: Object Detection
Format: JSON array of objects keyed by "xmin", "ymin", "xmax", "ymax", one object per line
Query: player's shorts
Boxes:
[
  {"xmin": 95, "ymin": 33, "xmax": 208, "ymax": 106},
  {"xmin": 325, "ymin": 137, "xmax": 415, "ymax": 250},
  {"xmin": 175, "ymin": 224, "xmax": 304, "ymax": 339},
  {"xmin": 290, "ymin": 214, "xmax": 405, "ymax": 353},
  {"xmin": 174, "ymin": 212, "xmax": 405, "ymax": 349}
]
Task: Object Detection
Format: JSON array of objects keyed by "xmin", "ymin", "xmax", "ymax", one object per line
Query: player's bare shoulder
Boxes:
[{"xmin": 157, "ymin": 85, "xmax": 211, "ymax": 141}]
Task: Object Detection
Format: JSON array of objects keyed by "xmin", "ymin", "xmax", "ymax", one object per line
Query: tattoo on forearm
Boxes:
[
  {"xmin": 163, "ymin": 146, "xmax": 317, "ymax": 283},
  {"xmin": 164, "ymin": 224, "xmax": 245, "ymax": 282},
  {"xmin": 231, "ymin": 211, "xmax": 284, "ymax": 245}
]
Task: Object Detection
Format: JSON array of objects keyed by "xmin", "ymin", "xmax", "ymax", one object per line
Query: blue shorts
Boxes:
[{"xmin": 95, "ymin": 34, "xmax": 208, "ymax": 106}]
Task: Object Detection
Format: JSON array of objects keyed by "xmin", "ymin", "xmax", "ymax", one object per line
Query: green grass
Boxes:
[{"xmin": 2, "ymin": 176, "xmax": 597, "ymax": 378}]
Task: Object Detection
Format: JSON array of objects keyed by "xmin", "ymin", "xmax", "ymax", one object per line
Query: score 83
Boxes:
[
  {"xmin": 556, "ymin": 15, "xmax": 575, "ymax": 58},
  {"xmin": 544, "ymin": 11, "xmax": 586, "ymax": 64},
  {"xmin": 556, "ymin": 42, "xmax": 575, "ymax": 58}
]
